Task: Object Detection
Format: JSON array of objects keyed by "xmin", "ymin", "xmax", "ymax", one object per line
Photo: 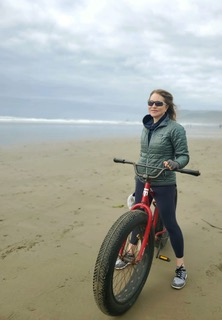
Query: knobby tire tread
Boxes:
[{"xmin": 93, "ymin": 209, "xmax": 154, "ymax": 316}]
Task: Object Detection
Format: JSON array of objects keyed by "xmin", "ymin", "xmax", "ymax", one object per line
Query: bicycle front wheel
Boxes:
[{"xmin": 93, "ymin": 209, "xmax": 154, "ymax": 316}]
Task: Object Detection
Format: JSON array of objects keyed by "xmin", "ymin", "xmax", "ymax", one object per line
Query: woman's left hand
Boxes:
[{"xmin": 163, "ymin": 160, "xmax": 179, "ymax": 170}]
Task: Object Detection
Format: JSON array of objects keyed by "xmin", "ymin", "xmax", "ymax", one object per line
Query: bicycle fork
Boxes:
[
  {"xmin": 131, "ymin": 203, "xmax": 153, "ymax": 262},
  {"xmin": 130, "ymin": 183, "xmax": 153, "ymax": 263},
  {"xmin": 132, "ymin": 183, "xmax": 170, "ymax": 263}
]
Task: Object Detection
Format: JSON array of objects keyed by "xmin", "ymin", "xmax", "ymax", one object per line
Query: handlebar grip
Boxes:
[
  {"xmin": 113, "ymin": 158, "xmax": 126, "ymax": 163},
  {"xmin": 177, "ymin": 168, "xmax": 201, "ymax": 176}
]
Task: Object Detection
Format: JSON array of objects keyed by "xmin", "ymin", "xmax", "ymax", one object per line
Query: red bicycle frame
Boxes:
[{"xmin": 113, "ymin": 157, "xmax": 200, "ymax": 264}]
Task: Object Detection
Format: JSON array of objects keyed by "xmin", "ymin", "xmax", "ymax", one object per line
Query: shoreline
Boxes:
[
  {"xmin": 1, "ymin": 122, "xmax": 222, "ymax": 146},
  {"xmin": 0, "ymin": 137, "xmax": 222, "ymax": 320},
  {"xmin": 1, "ymin": 132, "xmax": 222, "ymax": 150}
]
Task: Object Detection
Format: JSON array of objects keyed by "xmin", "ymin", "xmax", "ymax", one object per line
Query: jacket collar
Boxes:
[{"xmin": 143, "ymin": 113, "xmax": 169, "ymax": 130}]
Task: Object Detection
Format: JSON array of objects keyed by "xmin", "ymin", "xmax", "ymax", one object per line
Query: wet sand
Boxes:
[{"xmin": 0, "ymin": 137, "xmax": 222, "ymax": 320}]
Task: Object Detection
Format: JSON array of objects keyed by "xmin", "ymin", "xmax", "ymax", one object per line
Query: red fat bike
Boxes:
[{"xmin": 93, "ymin": 158, "xmax": 200, "ymax": 316}]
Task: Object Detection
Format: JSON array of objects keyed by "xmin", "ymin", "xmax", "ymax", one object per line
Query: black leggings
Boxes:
[{"xmin": 131, "ymin": 178, "xmax": 184, "ymax": 259}]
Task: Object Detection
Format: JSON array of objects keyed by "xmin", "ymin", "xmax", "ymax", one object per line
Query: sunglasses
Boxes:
[{"xmin": 148, "ymin": 100, "xmax": 166, "ymax": 107}]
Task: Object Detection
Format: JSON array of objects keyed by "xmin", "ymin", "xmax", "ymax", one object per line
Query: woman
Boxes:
[{"xmin": 115, "ymin": 89, "xmax": 189, "ymax": 290}]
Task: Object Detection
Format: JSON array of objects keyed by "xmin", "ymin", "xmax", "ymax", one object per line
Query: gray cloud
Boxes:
[{"xmin": 0, "ymin": 0, "xmax": 222, "ymax": 118}]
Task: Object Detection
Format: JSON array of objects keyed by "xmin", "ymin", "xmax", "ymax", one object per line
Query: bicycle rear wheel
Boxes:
[{"xmin": 93, "ymin": 209, "xmax": 154, "ymax": 316}]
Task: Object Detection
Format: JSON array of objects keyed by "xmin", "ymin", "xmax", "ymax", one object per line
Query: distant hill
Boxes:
[{"xmin": 178, "ymin": 109, "xmax": 222, "ymax": 125}]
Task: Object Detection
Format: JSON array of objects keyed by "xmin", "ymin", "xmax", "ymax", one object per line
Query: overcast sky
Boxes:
[{"xmin": 1, "ymin": 0, "xmax": 222, "ymax": 118}]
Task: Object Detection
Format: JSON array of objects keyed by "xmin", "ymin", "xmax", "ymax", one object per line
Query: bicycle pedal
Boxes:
[{"xmin": 158, "ymin": 255, "xmax": 170, "ymax": 262}]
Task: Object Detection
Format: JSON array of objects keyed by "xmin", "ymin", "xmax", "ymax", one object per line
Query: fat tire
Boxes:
[{"xmin": 93, "ymin": 209, "xmax": 154, "ymax": 316}]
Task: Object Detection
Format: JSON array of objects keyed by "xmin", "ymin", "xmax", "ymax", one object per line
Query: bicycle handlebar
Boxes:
[
  {"xmin": 113, "ymin": 158, "xmax": 200, "ymax": 178},
  {"xmin": 176, "ymin": 168, "xmax": 200, "ymax": 176}
]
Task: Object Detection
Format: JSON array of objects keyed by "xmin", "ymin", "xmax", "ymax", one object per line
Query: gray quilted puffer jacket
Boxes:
[{"xmin": 137, "ymin": 114, "xmax": 189, "ymax": 186}]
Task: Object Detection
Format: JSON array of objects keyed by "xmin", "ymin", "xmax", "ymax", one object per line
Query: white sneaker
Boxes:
[
  {"xmin": 127, "ymin": 193, "xmax": 135, "ymax": 209},
  {"xmin": 115, "ymin": 253, "xmax": 135, "ymax": 270},
  {"xmin": 171, "ymin": 266, "xmax": 187, "ymax": 289}
]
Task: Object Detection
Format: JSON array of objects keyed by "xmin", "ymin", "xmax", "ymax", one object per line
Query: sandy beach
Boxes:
[{"xmin": 0, "ymin": 137, "xmax": 222, "ymax": 320}]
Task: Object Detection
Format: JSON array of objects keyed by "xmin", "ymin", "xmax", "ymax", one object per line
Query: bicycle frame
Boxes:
[
  {"xmin": 113, "ymin": 157, "xmax": 200, "ymax": 264},
  {"xmin": 129, "ymin": 180, "xmax": 165, "ymax": 263},
  {"xmin": 93, "ymin": 158, "xmax": 200, "ymax": 316}
]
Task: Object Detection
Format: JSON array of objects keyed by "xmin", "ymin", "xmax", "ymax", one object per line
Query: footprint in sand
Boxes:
[
  {"xmin": 1, "ymin": 237, "xmax": 43, "ymax": 259},
  {"xmin": 206, "ymin": 263, "xmax": 222, "ymax": 277}
]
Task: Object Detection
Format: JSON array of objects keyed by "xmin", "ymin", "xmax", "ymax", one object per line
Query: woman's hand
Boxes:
[{"xmin": 163, "ymin": 160, "xmax": 179, "ymax": 170}]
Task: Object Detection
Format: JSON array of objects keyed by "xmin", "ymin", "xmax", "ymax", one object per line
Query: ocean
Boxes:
[{"xmin": 1, "ymin": 109, "xmax": 222, "ymax": 145}]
